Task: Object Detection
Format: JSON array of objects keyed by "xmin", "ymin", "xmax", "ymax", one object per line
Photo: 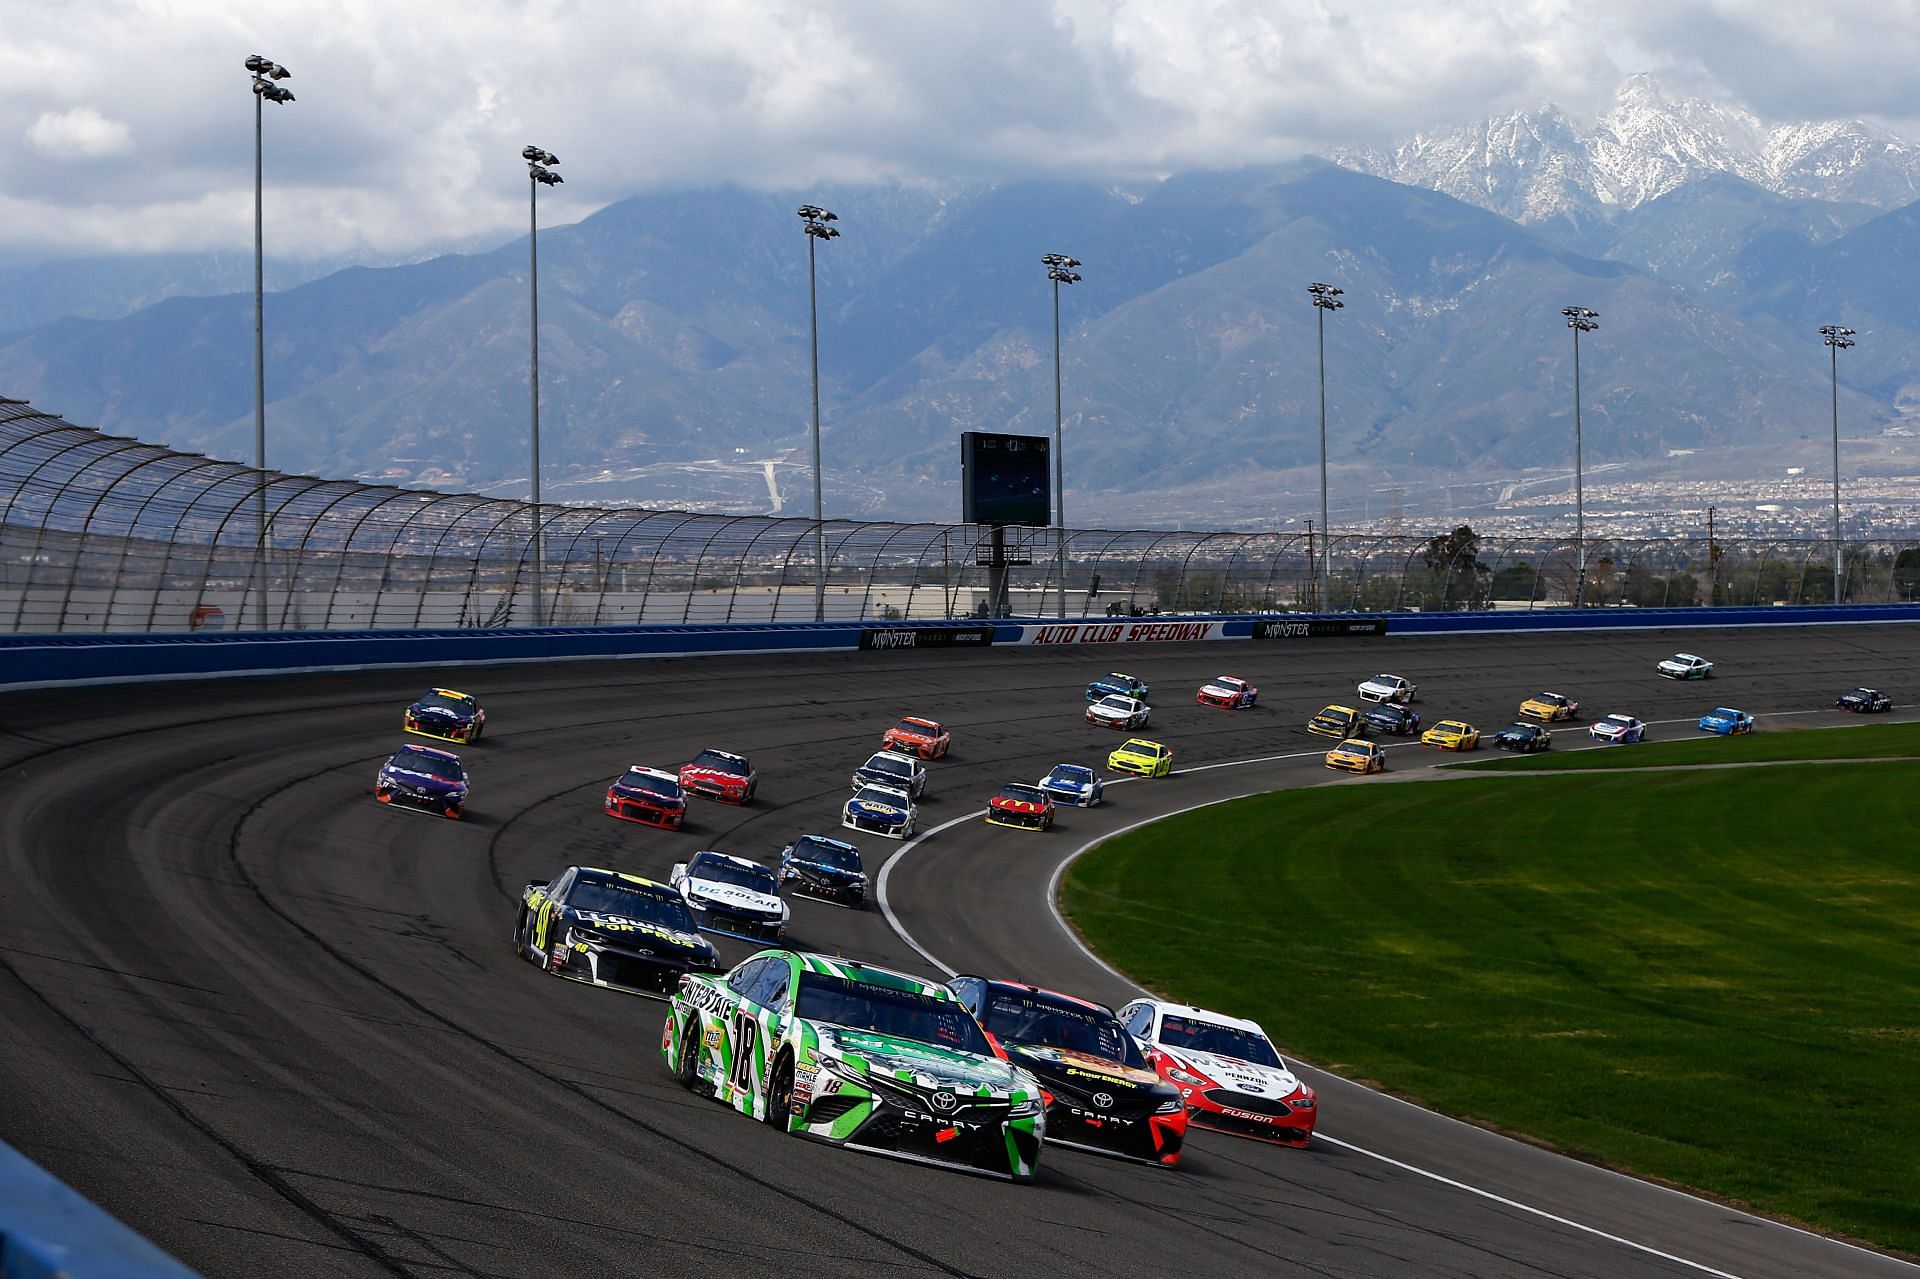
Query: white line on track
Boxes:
[{"xmin": 874, "ymin": 724, "xmax": 1920, "ymax": 1279}]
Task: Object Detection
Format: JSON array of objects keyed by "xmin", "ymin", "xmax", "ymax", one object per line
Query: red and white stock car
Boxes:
[
  {"xmin": 1117, "ymin": 998, "xmax": 1318, "ymax": 1146},
  {"xmin": 677, "ymin": 748, "xmax": 758, "ymax": 804},
  {"xmin": 1196, "ymin": 675, "xmax": 1258, "ymax": 709}
]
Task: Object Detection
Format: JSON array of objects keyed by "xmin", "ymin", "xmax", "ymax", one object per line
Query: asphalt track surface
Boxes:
[{"xmin": 3, "ymin": 624, "xmax": 1918, "ymax": 1279}]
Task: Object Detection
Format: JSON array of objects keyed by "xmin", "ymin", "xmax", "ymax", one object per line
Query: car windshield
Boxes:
[
  {"xmin": 618, "ymin": 769, "xmax": 681, "ymax": 797},
  {"xmin": 691, "ymin": 750, "xmax": 745, "ymax": 774},
  {"xmin": 392, "ymin": 750, "xmax": 462, "ymax": 780},
  {"xmin": 1213, "ymin": 678, "xmax": 1242, "ymax": 690},
  {"xmin": 797, "ymin": 972, "xmax": 991, "ymax": 1053},
  {"xmin": 1102, "ymin": 674, "xmax": 1134, "ymax": 687},
  {"xmin": 567, "ymin": 877, "xmax": 696, "ymax": 929},
  {"xmin": 892, "ymin": 719, "xmax": 934, "ymax": 737},
  {"xmin": 792, "ymin": 837, "xmax": 862, "ymax": 871},
  {"xmin": 1710, "ymin": 709, "xmax": 1738, "ymax": 718},
  {"xmin": 863, "ymin": 755, "xmax": 912, "ymax": 777},
  {"xmin": 1156, "ymin": 1015, "xmax": 1284, "ymax": 1067},
  {"xmin": 1604, "ymin": 716, "xmax": 1635, "ymax": 727},
  {"xmin": 689, "ymin": 856, "xmax": 777, "ymax": 892},
  {"xmin": 998, "ymin": 784, "xmax": 1047, "ymax": 803},
  {"xmin": 1314, "ymin": 709, "xmax": 1347, "ymax": 722},
  {"xmin": 854, "ymin": 786, "xmax": 907, "ymax": 809},
  {"xmin": 1847, "ymin": 689, "xmax": 1873, "ymax": 698},
  {"xmin": 1047, "ymin": 766, "xmax": 1089, "ymax": 784},
  {"xmin": 980, "ymin": 989, "xmax": 1145, "ymax": 1066},
  {"xmin": 1437, "ymin": 721, "xmax": 1467, "ymax": 733},
  {"xmin": 1503, "ymin": 724, "xmax": 1533, "ymax": 736},
  {"xmin": 1124, "ymin": 741, "xmax": 1160, "ymax": 757},
  {"xmin": 1369, "ymin": 675, "xmax": 1397, "ymax": 685},
  {"xmin": 1097, "ymin": 696, "xmax": 1135, "ymax": 711},
  {"xmin": 416, "ymin": 692, "xmax": 472, "ymax": 713}
]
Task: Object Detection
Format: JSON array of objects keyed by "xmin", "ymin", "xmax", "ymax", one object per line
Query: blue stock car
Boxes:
[
  {"xmin": 375, "ymin": 743, "xmax": 469, "ymax": 819},
  {"xmin": 1086, "ymin": 672, "xmax": 1150, "ymax": 702},
  {"xmin": 1697, "ymin": 707, "xmax": 1755, "ymax": 735},
  {"xmin": 1362, "ymin": 703, "xmax": 1422, "ymax": 736},
  {"xmin": 1037, "ymin": 763, "xmax": 1105, "ymax": 807}
]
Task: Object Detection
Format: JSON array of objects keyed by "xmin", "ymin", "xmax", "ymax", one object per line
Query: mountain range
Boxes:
[{"xmin": 2, "ymin": 75, "xmax": 1917, "ymax": 529}]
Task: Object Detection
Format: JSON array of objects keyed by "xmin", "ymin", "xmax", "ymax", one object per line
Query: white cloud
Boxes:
[
  {"xmin": 24, "ymin": 106, "xmax": 134, "ymax": 159},
  {"xmin": 0, "ymin": 0, "xmax": 1915, "ymax": 262}
]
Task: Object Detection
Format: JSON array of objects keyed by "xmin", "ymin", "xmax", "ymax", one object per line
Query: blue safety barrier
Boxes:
[
  {"xmin": 0, "ymin": 1141, "xmax": 199, "ymax": 1278},
  {"xmin": 2, "ymin": 605, "xmax": 1916, "ymax": 692}
]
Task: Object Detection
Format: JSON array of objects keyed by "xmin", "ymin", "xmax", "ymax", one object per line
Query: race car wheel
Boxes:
[
  {"xmin": 512, "ymin": 908, "xmax": 529, "ymax": 958},
  {"xmin": 764, "ymin": 1054, "xmax": 795, "ymax": 1129},
  {"xmin": 674, "ymin": 1018, "xmax": 704, "ymax": 1091}
]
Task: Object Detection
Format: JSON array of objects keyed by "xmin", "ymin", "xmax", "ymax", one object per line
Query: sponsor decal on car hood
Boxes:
[
  {"xmin": 567, "ymin": 911, "xmax": 704, "ymax": 950},
  {"xmin": 1005, "ymin": 1042, "xmax": 1159, "ymax": 1088},
  {"xmin": 1170, "ymin": 1047, "xmax": 1300, "ymax": 1097},
  {"xmin": 684, "ymin": 879, "xmax": 781, "ymax": 914},
  {"xmin": 818, "ymin": 1027, "xmax": 1021, "ymax": 1093}
]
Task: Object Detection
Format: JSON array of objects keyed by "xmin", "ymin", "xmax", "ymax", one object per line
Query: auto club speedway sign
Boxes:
[
  {"xmin": 1003, "ymin": 616, "xmax": 1391, "ymax": 645},
  {"xmin": 1012, "ymin": 620, "xmax": 1229, "ymax": 645}
]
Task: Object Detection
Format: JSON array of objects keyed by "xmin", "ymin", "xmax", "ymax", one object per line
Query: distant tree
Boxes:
[
  {"xmin": 1490, "ymin": 561, "xmax": 1541, "ymax": 601},
  {"xmin": 1896, "ymin": 549, "xmax": 1920, "ymax": 601},
  {"xmin": 1417, "ymin": 524, "xmax": 1491, "ymax": 610}
]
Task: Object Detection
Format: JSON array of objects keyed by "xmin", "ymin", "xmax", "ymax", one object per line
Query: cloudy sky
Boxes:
[{"xmin": 4, "ymin": 0, "xmax": 1917, "ymax": 265}]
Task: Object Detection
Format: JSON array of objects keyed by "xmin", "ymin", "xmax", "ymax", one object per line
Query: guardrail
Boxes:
[
  {"xmin": 0, "ymin": 1140, "xmax": 200, "ymax": 1278},
  {"xmin": 7, "ymin": 605, "xmax": 1919, "ymax": 692}
]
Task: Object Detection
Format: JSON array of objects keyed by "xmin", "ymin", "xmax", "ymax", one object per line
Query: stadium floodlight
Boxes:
[
  {"xmin": 799, "ymin": 204, "xmax": 841, "ymax": 621},
  {"xmin": 1820, "ymin": 324, "xmax": 1857, "ymax": 603},
  {"xmin": 1309, "ymin": 283, "xmax": 1344, "ymax": 609},
  {"xmin": 246, "ymin": 53, "xmax": 294, "ymax": 631},
  {"xmin": 1043, "ymin": 253, "xmax": 1082, "ymax": 618},
  {"xmin": 525, "ymin": 144, "xmax": 564, "ymax": 624},
  {"xmin": 1562, "ymin": 306, "xmax": 1599, "ymax": 607}
]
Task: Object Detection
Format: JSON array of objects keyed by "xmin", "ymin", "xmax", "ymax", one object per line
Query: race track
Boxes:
[{"xmin": 2, "ymin": 623, "xmax": 1917, "ymax": 1279}]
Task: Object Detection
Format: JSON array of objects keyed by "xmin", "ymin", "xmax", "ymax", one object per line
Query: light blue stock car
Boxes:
[{"xmin": 1697, "ymin": 707, "xmax": 1755, "ymax": 735}]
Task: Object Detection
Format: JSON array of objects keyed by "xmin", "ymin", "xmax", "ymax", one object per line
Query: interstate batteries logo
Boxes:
[
  {"xmin": 1254, "ymin": 618, "xmax": 1390, "ymax": 639},
  {"xmin": 859, "ymin": 627, "xmax": 996, "ymax": 650}
]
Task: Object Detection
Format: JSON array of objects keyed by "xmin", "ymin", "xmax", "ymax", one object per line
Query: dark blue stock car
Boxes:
[
  {"xmin": 376, "ymin": 743, "xmax": 469, "ymax": 818},
  {"xmin": 1362, "ymin": 703, "xmax": 1422, "ymax": 736},
  {"xmin": 778, "ymin": 835, "xmax": 870, "ymax": 907},
  {"xmin": 1086, "ymin": 672, "xmax": 1150, "ymax": 702}
]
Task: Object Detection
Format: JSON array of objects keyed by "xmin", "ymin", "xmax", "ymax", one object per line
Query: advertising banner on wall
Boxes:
[
  {"xmin": 857, "ymin": 626, "xmax": 997, "ymax": 650},
  {"xmin": 1252, "ymin": 617, "xmax": 1392, "ymax": 639},
  {"xmin": 1006, "ymin": 619, "xmax": 1229, "ymax": 645}
]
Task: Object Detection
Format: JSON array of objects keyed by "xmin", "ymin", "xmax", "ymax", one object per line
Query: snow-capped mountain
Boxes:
[{"xmin": 1336, "ymin": 75, "xmax": 1920, "ymax": 224}]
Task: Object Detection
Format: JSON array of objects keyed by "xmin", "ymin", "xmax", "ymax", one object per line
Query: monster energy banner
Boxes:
[
  {"xmin": 859, "ymin": 626, "xmax": 997, "ymax": 650},
  {"xmin": 1253, "ymin": 617, "xmax": 1391, "ymax": 639}
]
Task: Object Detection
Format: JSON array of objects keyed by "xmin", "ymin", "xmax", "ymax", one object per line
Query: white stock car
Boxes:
[
  {"xmin": 1656, "ymin": 653, "xmax": 1714, "ymax": 680},
  {"xmin": 1589, "ymin": 714, "xmax": 1648, "ymax": 744},
  {"xmin": 1117, "ymin": 998, "xmax": 1318, "ymax": 1146},
  {"xmin": 668, "ymin": 850, "xmax": 791, "ymax": 942},
  {"xmin": 1356, "ymin": 674, "xmax": 1417, "ymax": 704},
  {"xmin": 1085, "ymin": 694, "xmax": 1152, "ymax": 730},
  {"xmin": 851, "ymin": 749, "xmax": 927, "ymax": 799},
  {"xmin": 842, "ymin": 783, "xmax": 918, "ymax": 840}
]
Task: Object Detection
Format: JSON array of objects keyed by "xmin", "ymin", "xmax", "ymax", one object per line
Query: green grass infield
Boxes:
[
  {"xmin": 1457, "ymin": 718, "xmax": 1920, "ymax": 771},
  {"xmin": 1062, "ymin": 760, "xmax": 1920, "ymax": 1254}
]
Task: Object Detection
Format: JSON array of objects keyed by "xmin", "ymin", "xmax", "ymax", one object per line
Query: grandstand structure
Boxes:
[{"xmin": 1, "ymin": 398, "xmax": 1908, "ymax": 633}]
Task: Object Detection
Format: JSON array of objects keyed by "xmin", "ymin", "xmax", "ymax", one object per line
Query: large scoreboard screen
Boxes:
[{"xmin": 960, "ymin": 432, "xmax": 1052, "ymax": 526}]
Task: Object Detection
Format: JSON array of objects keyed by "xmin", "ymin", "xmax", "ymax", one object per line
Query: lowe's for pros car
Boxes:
[
  {"xmin": 515, "ymin": 866, "xmax": 717, "ymax": 995},
  {"xmin": 662, "ymin": 951, "xmax": 1047, "ymax": 1180}
]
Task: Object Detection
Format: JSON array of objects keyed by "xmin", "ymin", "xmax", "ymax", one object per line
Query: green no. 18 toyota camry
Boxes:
[{"xmin": 662, "ymin": 950, "xmax": 1046, "ymax": 1179}]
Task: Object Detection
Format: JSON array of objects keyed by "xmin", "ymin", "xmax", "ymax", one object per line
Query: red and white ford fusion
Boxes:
[
  {"xmin": 1196, "ymin": 675, "xmax": 1258, "ymax": 709},
  {"xmin": 1117, "ymin": 998, "xmax": 1317, "ymax": 1146}
]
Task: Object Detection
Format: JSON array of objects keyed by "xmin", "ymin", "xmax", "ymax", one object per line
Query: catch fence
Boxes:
[{"xmin": 3, "ymin": 398, "xmax": 1915, "ymax": 634}]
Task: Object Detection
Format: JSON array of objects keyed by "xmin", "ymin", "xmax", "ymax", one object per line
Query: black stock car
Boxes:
[
  {"xmin": 515, "ymin": 866, "xmax": 718, "ymax": 996},
  {"xmin": 947, "ymin": 976, "xmax": 1188, "ymax": 1167},
  {"xmin": 1837, "ymin": 687, "xmax": 1893, "ymax": 713},
  {"xmin": 1492, "ymin": 722, "xmax": 1552, "ymax": 753},
  {"xmin": 778, "ymin": 835, "xmax": 870, "ymax": 907}
]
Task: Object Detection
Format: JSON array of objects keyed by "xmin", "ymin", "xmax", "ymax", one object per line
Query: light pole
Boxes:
[
  {"xmin": 798, "ymin": 204, "xmax": 839, "ymax": 621},
  {"xmin": 1821, "ymin": 324, "xmax": 1856, "ymax": 603},
  {"xmin": 245, "ymin": 54, "xmax": 292, "ymax": 631},
  {"xmin": 1043, "ymin": 253, "xmax": 1082, "ymax": 618},
  {"xmin": 1308, "ymin": 283, "xmax": 1342, "ymax": 610},
  {"xmin": 524, "ymin": 145, "xmax": 562, "ymax": 625},
  {"xmin": 1562, "ymin": 306, "xmax": 1599, "ymax": 607}
]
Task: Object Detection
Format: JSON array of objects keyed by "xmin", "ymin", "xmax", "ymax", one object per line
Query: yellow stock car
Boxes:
[
  {"xmin": 1518, "ymin": 692, "xmax": 1579, "ymax": 723},
  {"xmin": 1307, "ymin": 704, "xmax": 1363, "ymax": 738},
  {"xmin": 1109, "ymin": 738, "xmax": 1174, "ymax": 778},
  {"xmin": 1324, "ymin": 739, "xmax": 1384, "ymax": 774},
  {"xmin": 1420, "ymin": 719, "xmax": 1480, "ymax": 751}
]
